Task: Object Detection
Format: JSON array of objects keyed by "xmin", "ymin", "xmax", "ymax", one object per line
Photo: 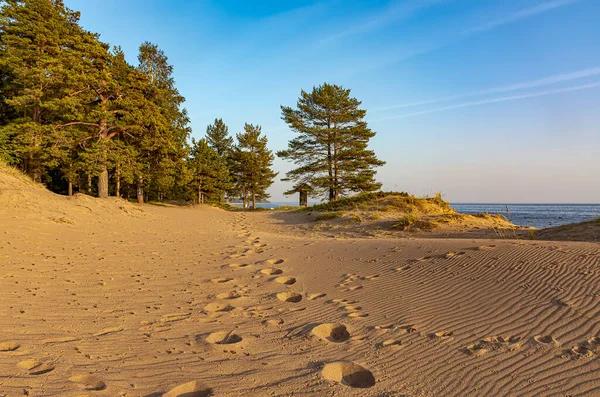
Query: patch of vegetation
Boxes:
[
  {"xmin": 0, "ymin": 161, "xmax": 40, "ymax": 187},
  {"xmin": 313, "ymin": 212, "xmax": 342, "ymax": 222},
  {"xmin": 391, "ymin": 213, "xmax": 421, "ymax": 230},
  {"xmin": 299, "ymin": 191, "xmax": 453, "ymax": 215}
]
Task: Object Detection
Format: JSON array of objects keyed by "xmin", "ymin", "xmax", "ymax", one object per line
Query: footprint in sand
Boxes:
[
  {"xmin": 246, "ymin": 305, "xmax": 273, "ymax": 312},
  {"xmin": 228, "ymin": 263, "xmax": 249, "ymax": 269},
  {"xmin": 258, "ymin": 258, "xmax": 285, "ymax": 265},
  {"xmin": 307, "ymin": 292, "xmax": 327, "ymax": 300},
  {"xmin": 365, "ymin": 274, "xmax": 380, "ymax": 280},
  {"xmin": 204, "ymin": 302, "xmax": 234, "ymax": 312},
  {"xmin": 17, "ymin": 359, "xmax": 42, "ymax": 370},
  {"xmin": 312, "ymin": 323, "xmax": 350, "ymax": 342},
  {"xmin": 322, "ymin": 361, "xmax": 375, "ymax": 388},
  {"xmin": 464, "ymin": 343, "xmax": 489, "ymax": 356},
  {"xmin": 344, "ymin": 285, "xmax": 363, "ymax": 292},
  {"xmin": 216, "ymin": 291, "xmax": 240, "ymax": 300},
  {"xmin": 397, "ymin": 325, "xmax": 417, "ymax": 334},
  {"xmin": 41, "ymin": 336, "xmax": 79, "ymax": 344},
  {"xmin": 566, "ymin": 344, "xmax": 594, "ymax": 359},
  {"xmin": 159, "ymin": 313, "xmax": 191, "ymax": 323},
  {"xmin": 205, "ymin": 331, "xmax": 242, "ymax": 345},
  {"xmin": 343, "ymin": 305, "xmax": 362, "ymax": 311},
  {"xmin": 482, "ymin": 335, "xmax": 523, "ymax": 351},
  {"xmin": 379, "ymin": 339, "xmax": 402, "ymax": 349},
  {"xmin": 276, "ymin": 292, "xmax": 303, "ymax": 303},
  {"xmin": 262, "ymin": 318, "xmax": 284, "ymax": 326},
  {"xmin": 261, "ymin": 268, "xmax": 283, "ymax": 275},
  {"xmin": 395, "ymin": 265, "xmax": 411, "ymax": 271},
  {"xmin": 163, "ymin": 380, "xmax": 212, "ymax": 397},
  {"xmin": 93, "ymin": 327, "xmax": 124, "ymax": 337},
  {"xmin": 275, "ymin": 276, "xmax": 296, "ymax": 285},
  {"xmin": 428, "ymin": 331, "xmax": 454, "ymax": 341},
  {"xmin": 533, "ymin": 335, "xmax": 560, "ymax": 347},
  {"xmin": 0, "ymin": 341, "xmax": 20, "ymax": 351},
  {"xmin": 69, "ymin": 374, "xmax": 106, "ymax": 390},
  {"xmin": 28, "ymin": 362, "xmax": 55, "ymax": 375},
  {"xmin": 211, "ymin": 277, "xmax": 234, "ymax": 284},
  {"xmin": 346, "ymin": 312, "xmax": 368, "ymax": 319}
]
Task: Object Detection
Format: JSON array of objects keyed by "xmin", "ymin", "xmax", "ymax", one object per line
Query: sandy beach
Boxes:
[{"xmin": 1, "ymin": 171, "xmax": 599, "ymax": 397}]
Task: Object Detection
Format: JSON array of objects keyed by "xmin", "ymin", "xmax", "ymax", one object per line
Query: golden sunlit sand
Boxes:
[{"xmin": 1, "ymin": 167, "xmax": 600, "ymax": 396}]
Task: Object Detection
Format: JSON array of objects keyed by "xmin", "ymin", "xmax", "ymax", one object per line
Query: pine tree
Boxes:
[
  {"xmin": 188, "ymin": 138, "xmax": 230, "ymax": 204},
  {"xmin": 278, "ymin": 83, "xmax": 385, "ymax": 201},
  {"xmin": 134, "ymin": 42, "xmax": 190, "ymax": 203},
  {"xmin": 234, "ymin": 123, "xmax": 277, "ymax": 209},
  {"xmin": 0, "ymin": 0, "xmax": 84, "ymax": 180},
  {"xmin": 205, "ymin": 118, "xmax": 233, "ymax": 157}
]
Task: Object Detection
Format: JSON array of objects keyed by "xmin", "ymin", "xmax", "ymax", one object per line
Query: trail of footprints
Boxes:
[{"xmin": 5, "ymin": 217, "xmax": 596, "ymax": 395}]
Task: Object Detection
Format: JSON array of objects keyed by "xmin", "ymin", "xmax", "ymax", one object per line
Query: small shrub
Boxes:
[
  {"xmin": 313, "ymin": 212, "xmax": 341, "ymax": 222},
  {"xmin": 391, "ymin": 213, "xmax": 420, "ymax": 230}
]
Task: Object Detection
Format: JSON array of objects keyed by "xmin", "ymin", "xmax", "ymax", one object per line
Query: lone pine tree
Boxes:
[{"xmin": 278, "ymin": 83, "xmax": 385, "ymax": 201}]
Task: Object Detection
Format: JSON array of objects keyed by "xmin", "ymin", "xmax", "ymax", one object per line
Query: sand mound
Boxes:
[
  {"xmin": 276, "ymin": 292, "xmax": 302, "ymax": 303},
  {"xmin": 261, "ymin": 268, "xmax": 283, "ymax": 275},
  {"xmin": 311, "ymin": 323, "xmax": 350, "ymax": 342},
  {"xmin": 322, "ymin": 361, "xmax": 375, "ymax": 388},
  {"xmin": 164, "ymin": 380, "xmax": 212, "ymax": 397},
  {"xmin": 205, "ymin": 331, "xmax": 242, "ymax": 344},
  {"xmin": 204, "ymin": 302, "xmax": 233, "ymax": 312},
  {"xmin": 275, "ymin": 276, "xmax": 296, "ymax": 285},
  {"xmin": 69, "ymin": 374, "xmax": 106, "ymax": 390}
]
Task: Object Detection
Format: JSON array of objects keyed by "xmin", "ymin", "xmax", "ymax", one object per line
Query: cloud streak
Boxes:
[
  {"xmin": 319, "ymin": 0, "xmax": 448, "ymax": 45},
  {"xmin": 461, "ymin": 0, "xmax": 580, "ymax": 35},
  {"xmin": 373, "ymin": 81, "xmax": 600, "ymax": 121},
  {"xmin": 350, "ymin": 0, "xmax": 580, "ymax": 77},
  {"xmin": 373, "ymin": 66, "xmax": 600, "ymax": 112}
]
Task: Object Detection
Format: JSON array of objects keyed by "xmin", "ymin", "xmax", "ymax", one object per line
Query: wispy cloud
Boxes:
[
  {"xmin": 348, "ymin": 0, "xmax": 581, "ymax": 77},
  {"xmin": 373, "ymin": 66, "xmax": 600, "ymax": 112},
  {"xmin": 462, "ymin": 0, "xmax": 579, "ymax": 35},
  {"xmin": 319, "ymin": 0, "xmax": 448, "ymax": 45},
  {"xmin": 372, "ymin": 82, "xmax": 600, "ymax": 121}
]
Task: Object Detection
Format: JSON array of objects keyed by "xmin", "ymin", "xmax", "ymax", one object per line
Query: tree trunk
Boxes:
[
  {"xmin": 67, "ymin": 180, "xmax": 73, "ymax": 196},
  {"xmin": 98, "ymin": 165, "xmax": 109, "ymax": 198},
  {"xmin": 136, "ymin": 176, "xmax": 144, "ymax": 204},
  {"xmin": 252, "ymin": 191, "xmax": 256, "ymax": 210},
  {"xmin": 198, "ymin": 184, "xmax": 202, "ymax": 205},
  {"xmin": 87, "ymin": 174, "xmax": 92, "ymax": 194},
  {"xmin": 115, "ymin": 164, "xmax": 121, "ymax": 198}
]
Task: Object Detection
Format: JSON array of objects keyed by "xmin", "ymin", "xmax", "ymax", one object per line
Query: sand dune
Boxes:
[{"xmin": 1, "ymin": 171, "xmax": 600, "ymax": 396}]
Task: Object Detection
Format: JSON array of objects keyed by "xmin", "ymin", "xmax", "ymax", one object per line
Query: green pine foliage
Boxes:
[
  {"xmin": 278, "ymin": 83, "xmax": 385, "ymax": 201},
  {"xmin": 188, "ymin": 138, "xmax": 231, "ymax": 203},
  {"xmin": 232, "ymin": 124, "xmax": 278, "ymax": 208},
  {"xmin": 1, "ymin": 3, "xmax": 381, "ymax": 208},
  {"xmin": 206, "ymin": 118, "xmax": 233, "ymax": 157}
]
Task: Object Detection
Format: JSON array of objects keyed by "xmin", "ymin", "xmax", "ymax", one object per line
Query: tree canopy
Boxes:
[{"xmin": 278, "ymin": 83, "xmax": 385, "ymax": 201}]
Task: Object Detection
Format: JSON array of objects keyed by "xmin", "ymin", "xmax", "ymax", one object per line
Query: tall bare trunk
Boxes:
[
  {"xmin": 87, "ymin": 174, "xmax": 92, "ymax": 194},
  {"xmin": 136, "ymin": 176, "xmax": 144, "ymax": 204},
  {"xmin": 115, "ymin": 164, "xmax": 121, "ymax": 198},
  {"xmin": 98, "ymin": 165, "xmax": 109, "ymax": 198},
  {"xmin": 252, "ymin": 191, "xmax": 256, "ymax": 210},
  {"xmin": 68, "ymin": 180, "xmax": 73, "ymax": 196}
]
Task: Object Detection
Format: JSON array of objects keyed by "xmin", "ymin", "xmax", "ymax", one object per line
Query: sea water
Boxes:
[{"xmin": 451, "ymin": 203, "xmax": 600, "ymax": 229}]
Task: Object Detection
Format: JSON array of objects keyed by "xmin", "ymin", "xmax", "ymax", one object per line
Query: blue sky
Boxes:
[{"xmin": 65, "ymin": 0, "xmax": 600, "ymax": 203}]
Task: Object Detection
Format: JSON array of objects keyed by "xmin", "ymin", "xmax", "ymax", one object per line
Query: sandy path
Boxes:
[{"xmin": 1, "ymin": 204, "xmax": 600, "ymax": 396}]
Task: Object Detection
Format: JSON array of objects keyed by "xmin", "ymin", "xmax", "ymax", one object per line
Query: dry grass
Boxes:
[{"xmin": 0, "ymin": 161, "xmax": 41, "ymax": 187}]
